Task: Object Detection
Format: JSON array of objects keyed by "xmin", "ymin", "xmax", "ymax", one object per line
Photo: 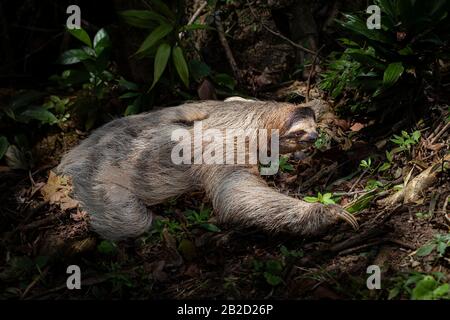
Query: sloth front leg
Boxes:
[{"xmin": 194, "ymin": 166, "xmax": 358, "ymax": 236}]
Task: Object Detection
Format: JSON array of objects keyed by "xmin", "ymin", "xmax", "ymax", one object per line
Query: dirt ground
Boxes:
[{"xmin": 1, "ymin": 83, "xmax": 448, "ymax": 300}]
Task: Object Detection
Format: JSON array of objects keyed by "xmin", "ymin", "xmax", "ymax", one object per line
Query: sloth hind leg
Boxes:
[{"xmin": 87, "ymin": 183, "xmax": 153, "ymax": 240}]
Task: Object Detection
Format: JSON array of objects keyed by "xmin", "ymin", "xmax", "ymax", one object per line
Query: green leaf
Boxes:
[
  {"xmin": 433, "ymin": 283, "xmax": 449, "ymax": 297},
  {"xmin": 388, "ymin": 287, "xmax": 401, "ymax": 300},
  {"xmin": 386, "ymin": 150, "xmax": 393, "ymax": 162},
  {"xmin": 97, "ymin": 240, "xmax": 117, "ymax": 255},
  {"xmin": 67, "ymin": 27, "xmax": 92, "ymax": 48},
  {"xmin": 124, "ymin": 104, "xmax": 140, "ymax": 116},
  {"xmin": 411, "ymin": 131, "xmax": 421, "ymax": 142},
  {"xmin": 346, "ymin": 193, "xmax": 375, "ymax": 214},
  {"xmin": 93, "ymin": 28, "xmax": 111, "ymax": 56},
  {"xmin": 304, "ymin": 196, "xmax": 319, "ymax": 203},
  {"xmin": 338, "ymin": 14, "xmax": 391, "ymax": 43},
  {"xmin": 120, "ymin": 92, "xmax": 141, "ymax": 99},
  {"xmin": 172, "ymin": 46, "xmax": 190, "ymax": 88},
  {"xmin": 136, "ymin": 24, "xmax": 173, "ymax": 55},
  {"xmin": 264, "ymin": 272, "xmax": 283, "ymax": 286},
  {"xmin": 189, "ymin": 60, "xmax": 211, "ymax": 82},
  {"xmin": 383, "ymin": 62, "xmax": 404, "ymax": 87},
  {"xmin": 118, "ymin": 78, "xmax": 140, "ymax": 91},
  {"xmin": 416, "ymin": 243, "xmax": 436, "ymax": 257},
  {"xmin": 412, "ymin": 276, "xmax": 437, "ymax": 300},
  {"xmin": 124, "ymin": 96, "xmax": 143, "ymax": 116},
  {"xmin": 150, "ymin": 43, "xmax": 171, "ymax": 90},
  {"xmin": 59, "ymin": 49, "xmax": 92, "ymax": 65},
  {"xmin": 213, "ymin": 73, "xmax": 236, "ymax": 90},
  {"xmin": 0, "ymin": 136, "xmax": 9, "ymax": 160},
  {"xmin": 265, "ymin": 260, "xmax": 283, "ymax": 274},
  {"xmin": 10, "ymin": 91, "xmax": 45, "ymax": 110},
  {"xmin": 20, "ymin": 107, "xmax": 58, "ymax": 124},
  {"xmin": 119, "ymin": 10, "xmax": 168, "ymax": 28},
  {"xmin": 378, "ymin": 162, "xmax": 391, "ymax": 172},
  {"xmin": 181, "ymin": 24, "xmax": 214, "ymax": 32},
  {"xmin": 200, "ymin": 223, "xmax": 221, "ymax": 232},
  {"xmin": 321, "ymin": 193, "xmax": 336, "ymax": 205},
  {"xmin": 436, "ymin": 241, "xmax": 447, "ymax": 256},
  {"xmin": 149, "ymin": 0, "xmax": 176, "ymax": 20}
]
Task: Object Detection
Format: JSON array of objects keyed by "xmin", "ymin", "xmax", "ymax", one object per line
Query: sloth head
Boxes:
[{"xmin": 279, "ymin": 106, "xmax": 318, "ymax": 153}]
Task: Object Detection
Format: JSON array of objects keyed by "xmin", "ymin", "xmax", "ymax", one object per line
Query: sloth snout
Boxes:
[{"xmin": 303, "ymin": 131, "xmax": 318, "ymax": 142}]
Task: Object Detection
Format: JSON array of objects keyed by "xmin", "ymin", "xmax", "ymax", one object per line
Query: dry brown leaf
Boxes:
[
  {"xmin": 350, "ymin": 122, "xmax": 364, "ymax": 132},
  {"xmin": 40, "ymin": 170, "xmax": 79, "ymax": 211}
]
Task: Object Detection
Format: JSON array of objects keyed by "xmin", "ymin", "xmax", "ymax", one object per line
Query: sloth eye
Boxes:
[{"xmin": 292, "ymin": 130, "xmax": 306, "ymax": 136}]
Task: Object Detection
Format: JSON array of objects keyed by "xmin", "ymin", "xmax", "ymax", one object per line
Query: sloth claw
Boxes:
[{"xmin": 328, "ymin": 205, "xmax": 359, "ymax": 230}]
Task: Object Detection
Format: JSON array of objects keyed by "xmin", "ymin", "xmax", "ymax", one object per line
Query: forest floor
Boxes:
[{"xmin": 0, "ymin": 84, "xmax": 449, "ymax": 300}]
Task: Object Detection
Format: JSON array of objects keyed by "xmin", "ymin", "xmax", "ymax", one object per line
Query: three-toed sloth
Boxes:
[{"xmin": 57, "ymin": 99, "xmax": 358, "ymax": 240}]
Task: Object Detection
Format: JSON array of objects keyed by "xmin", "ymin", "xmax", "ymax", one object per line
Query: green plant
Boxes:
[
  {"xmin": 390, "ymin": 130, "xmax": 421, "ymax": 152},
  {"xmin": 117, "ymin": 78, "xmax": 152, "ymax": 116},
  {"xmin": 120, "ymin": 0, "xmax": 212, "ymax": 91},
  {"xmin": 364, "ymin": 179, "xmax": 383, "ymax": 191},
  {"xmin": 279, "ymin": 156, "xmax": 294, "ymax": 172},
  {"xmin": 2, "ymin": 91, "xmax": 58, "ymax": 125},
  {"xmin": 280, "ymin": 245, "xmax": 303, "ymax": 259},
  {"xmin": 313, "ymin": 130, "xmax": 330, "ymax": 150},
  {"xmin": 0, "ymin": 91, "xmax": 73, "ymax": 168},
  {"xmin": 252, "ymin": 259, "xmax": 284, "ymax": 286},
  {"xmin": 389, "ymin": 272, "xmax": 449, "ymax": 300},
  {"xmin": 185, "ymin": 206, "xmax": 220, "ymax": 232},
  {"xmin": 304, "ymin": 192, "xmax": 337, "ymax": 205},
  {"xmin": 378, "ymin": 150, "xmax": 394, "ymax": 172},
  {"xmin": 57, "ymin": 27, "xmax": 114, "ymax": 129},
  {"xmin": 2, "ymin": 135, "xmax": 34, "ymax": 170},
  {"xmin": 359, "ymin": 157, "xmax": 373, "ymax": 171},
  {"xmin": 151, "ymin": 218, "xmax": 183, "ymax": 239},
  {"xmin": 415, "ymin": 212, "xmax": 432, "ymax": 219},
  {"xmin": 97, "ymin": 240, "xmax": 118, "ymax": 255},
  {"xmin": 42, "ymin": 95, "xmax": 72, "ymax": 124},
  {"xmin": 415, "ymin": 233, "xmax": 450, "ymax": 258},
  {"xmin": 321, "ymin": 0, "xmax": 450, "ymax": 114}
]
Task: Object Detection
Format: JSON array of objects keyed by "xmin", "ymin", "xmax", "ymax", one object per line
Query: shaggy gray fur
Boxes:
[{"xmin": 58, "ymin": 100, "xmax": 357, "ymax": 240}]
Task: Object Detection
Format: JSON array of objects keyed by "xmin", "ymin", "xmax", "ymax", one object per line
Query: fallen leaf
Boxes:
[{"xmin": 350, "ymin": 123, "xmax": 364, "ymax": 132}]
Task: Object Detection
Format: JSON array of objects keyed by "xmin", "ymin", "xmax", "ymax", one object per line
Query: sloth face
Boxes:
[{"xmin": 280, "ymin": 107, "xmax": 318, "ymax": 153}]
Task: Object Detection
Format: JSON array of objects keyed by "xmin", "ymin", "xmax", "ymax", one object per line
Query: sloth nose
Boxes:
[{"xmin": 303, "ymin": 132, "xmax": 318, "ymax": 142}]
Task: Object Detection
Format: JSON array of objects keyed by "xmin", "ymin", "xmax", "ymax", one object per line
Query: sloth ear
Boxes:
[{"xmin": 301, "ymin": 99, "xmax": 330, "ymax": 120}]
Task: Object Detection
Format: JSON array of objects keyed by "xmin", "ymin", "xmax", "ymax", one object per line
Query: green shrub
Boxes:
[
  {"xmin": 320, "ymin": 0, "xmax": 450, "ymax": 115},
  {"xmin": 56, "ymin": 27, "xmax": 116, "ymax": 129},
  {"xmin": 120, "ymin": 0, "xmax": 212, "ymax": 91}
]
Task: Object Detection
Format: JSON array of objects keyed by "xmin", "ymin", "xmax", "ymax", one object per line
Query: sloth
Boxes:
[{"xmin": 57, "ymin": 99, "xmax": 358, "ymax": 240}]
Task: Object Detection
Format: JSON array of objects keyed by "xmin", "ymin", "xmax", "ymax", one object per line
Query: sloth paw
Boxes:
[{"xmin": 300, "ymin": 202, "xmax": 359, "ymax": 236}]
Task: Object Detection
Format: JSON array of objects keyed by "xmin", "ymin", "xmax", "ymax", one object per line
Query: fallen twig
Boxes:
[
  {"xmin": 214, "ymin": 12, "xmax": 241, "ymax": 83},
  {"xmin": 246, "ymin": 1, "xmax": 317, "ymax": 56},
  {"xmin": 430, "ymin": 121, "xmax": 450, "ymax": 144},
  {"xmin": 306, "ymin": 45, "xmax": 325, "ymax": 102}
]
